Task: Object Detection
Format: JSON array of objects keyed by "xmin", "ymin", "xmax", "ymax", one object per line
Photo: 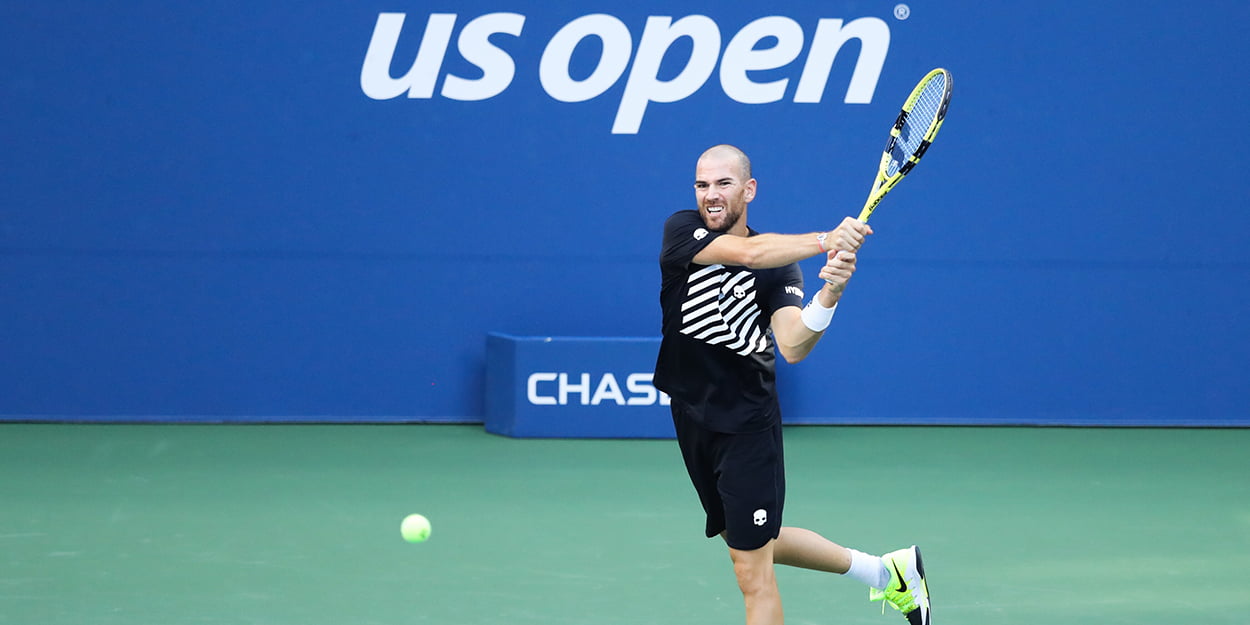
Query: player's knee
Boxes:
[{"xmin": 730, "ymin": 550, "xmax": 776, "ymax": 597}]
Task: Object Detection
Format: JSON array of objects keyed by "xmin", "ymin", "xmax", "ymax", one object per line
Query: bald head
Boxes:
[
  {"xmin": 693, "ymin": 144, "xmax": 756, "ymax": 235},
  {"xmin": 698, "ymin": 144, "xmax": 752, "ymax": 181}
]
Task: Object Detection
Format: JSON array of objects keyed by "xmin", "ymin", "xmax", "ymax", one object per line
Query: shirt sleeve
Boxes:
[
  {"xmin": 659, "ymin": 210, "xmax": 721, "ymax": 269},
  {"xmin": 766, "ymin": 262, "xmax": 805, "ymax": 314}
]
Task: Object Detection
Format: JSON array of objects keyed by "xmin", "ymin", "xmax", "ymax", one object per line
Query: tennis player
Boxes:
[{"xmin": 653, "ymin": 144, "xmax": 931, "ymax": 625}]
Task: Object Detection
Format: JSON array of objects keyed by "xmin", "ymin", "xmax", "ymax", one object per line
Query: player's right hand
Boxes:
[{"xmin": 819, "ymin": 250, "xmax": 857, "ymax": 296}]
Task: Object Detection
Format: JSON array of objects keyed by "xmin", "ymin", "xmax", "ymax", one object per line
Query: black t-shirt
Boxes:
[{"xmin": 653, "ymin": 210, "xmax": 804, "ymax": 433}]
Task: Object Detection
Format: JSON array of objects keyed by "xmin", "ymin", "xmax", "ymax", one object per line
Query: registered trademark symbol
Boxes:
[{"xmin": 894, "ymin": 4, "xmax": 911, "ymax": 20}]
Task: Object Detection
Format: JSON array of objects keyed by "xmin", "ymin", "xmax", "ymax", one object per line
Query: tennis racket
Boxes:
[{"xmin": 857, "ymin": 68, "xmax": 952, "ymax": 223}]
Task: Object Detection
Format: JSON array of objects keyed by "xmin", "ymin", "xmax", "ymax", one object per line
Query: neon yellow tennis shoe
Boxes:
[{"xmin": 869, "ymin": 545, "xmax": 930, "ymax": 625}]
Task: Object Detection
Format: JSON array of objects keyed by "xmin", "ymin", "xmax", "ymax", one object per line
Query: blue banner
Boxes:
[
  {"xmin": 2, "ymin": 1, "xmax": 1247, "ymax": 425},
  {"xmin": 485, "ymin": 334, "xmax": 671, "ymax": 438}
]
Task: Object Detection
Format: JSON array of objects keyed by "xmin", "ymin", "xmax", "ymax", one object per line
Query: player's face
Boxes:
[{"xmin": 694, "ymin": 155, "xmax": 755, "ymax": 233}]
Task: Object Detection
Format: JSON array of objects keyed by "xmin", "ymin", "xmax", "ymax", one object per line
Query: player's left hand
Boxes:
[{"xmin": 825, "ymin": 217, "xmax": 873, "ymax": 253}]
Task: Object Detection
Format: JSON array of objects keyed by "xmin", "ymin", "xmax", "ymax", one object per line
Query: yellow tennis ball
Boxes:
[{"xmin": 401, "ymin": 514, "xmax": 431, "ymax": 543}]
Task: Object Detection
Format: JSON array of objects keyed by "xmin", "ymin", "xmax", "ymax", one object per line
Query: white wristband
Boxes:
[{"xmin": 800, "ymin": 297, "xmax": 838, "ymax": 332}]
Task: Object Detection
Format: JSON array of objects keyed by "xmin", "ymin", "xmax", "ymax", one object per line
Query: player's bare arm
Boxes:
[
  {"xmin": 772, "ymin": 251, "xmax": 857, "ymax": 364},
  {"xmin": 693, "ymin": 218, "xmax": 872, "ymax": 269},
  {"xmin": 693, "ymin": 231, "xmax": 825, "ymax": 268}
]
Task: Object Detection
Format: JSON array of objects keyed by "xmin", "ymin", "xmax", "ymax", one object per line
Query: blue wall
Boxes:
[{"xmin": 3, "ymin": 1, "xmax": 1248, "ymax": 425}]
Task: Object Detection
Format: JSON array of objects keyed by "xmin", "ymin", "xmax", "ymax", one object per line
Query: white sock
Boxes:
[{"xmin": 845, "ymin": 549, "xmax": 890, "ymax": 590}]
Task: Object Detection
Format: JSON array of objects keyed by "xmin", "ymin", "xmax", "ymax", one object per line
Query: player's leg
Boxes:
[
  {"xmin": 773, "ymin": 526, "xmax": 853, "ymax": 573},
  {"xmin": 773, "ymin": 526, "xmax": 929, "ymax": 625},
  {"xmin": 670, "ymin": 405, "xmax": 728, "ymax": 540},
  {"xmin": 727, "ymin": 538, "xmax": 782, "ymax": 625},
  {"xmin": 672, "ymin": 410, "xmax": 782, "ymax": 623},
  {"xmin": 773, "ymin": 527, "xmax": 896, "ymax": 589},
  {"xmin": 717, "ymin": 423, "xmax": 786, "ymax": 625}
]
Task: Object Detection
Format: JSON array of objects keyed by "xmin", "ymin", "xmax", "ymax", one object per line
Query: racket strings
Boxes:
[{"xmin": 887, "ymin": 75, "xmax": 947, "ymax": 176}]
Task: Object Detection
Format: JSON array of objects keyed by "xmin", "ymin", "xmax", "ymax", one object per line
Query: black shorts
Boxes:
[{"xmin": 671, "ymin": 405, "xmax": 785, "ymax": 551}]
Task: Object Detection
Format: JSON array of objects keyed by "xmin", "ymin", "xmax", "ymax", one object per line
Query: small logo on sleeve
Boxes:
[{"xmin": 693, "ymin": 228, "xmax": 708, "ymax": 240}]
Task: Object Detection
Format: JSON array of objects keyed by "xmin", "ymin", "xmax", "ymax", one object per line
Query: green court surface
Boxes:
[{"xmin": 2, "ymin": 424, "xmax": 1247, "ymax": 625}]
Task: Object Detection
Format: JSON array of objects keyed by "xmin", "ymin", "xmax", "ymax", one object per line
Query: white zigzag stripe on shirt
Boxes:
[{"xmin": 679, "ymin": 264, "xmax": 768, "ymax": 356}]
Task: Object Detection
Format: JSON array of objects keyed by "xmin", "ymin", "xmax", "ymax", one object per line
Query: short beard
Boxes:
[{"xmin": 706, "ymin": 206, "xmax": 742, "ymax": 233}]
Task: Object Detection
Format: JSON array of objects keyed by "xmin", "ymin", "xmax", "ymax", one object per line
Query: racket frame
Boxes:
[{"xmin": 857, "ymin": 67, "xmax": 952, "ymax": 222}]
